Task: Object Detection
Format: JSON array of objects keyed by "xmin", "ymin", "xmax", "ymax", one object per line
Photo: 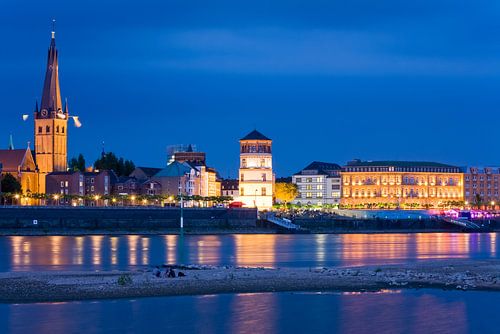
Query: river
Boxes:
[
  {"xmin": 0, "ymin": 233, "xmax": 498, "ymax": 333},
  {"xmin": 0, "ymin": 233, "xmax": 497, "ymax": 271}
]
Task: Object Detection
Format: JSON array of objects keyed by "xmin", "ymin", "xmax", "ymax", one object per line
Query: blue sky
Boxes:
[{"xmin": 1, "ymin": 1, "xmax": 500, "ymax": 177}]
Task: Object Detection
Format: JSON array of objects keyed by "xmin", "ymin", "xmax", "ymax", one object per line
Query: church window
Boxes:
[
  {"xmin": 62, "ymin": 127, "xmax": 65, "ymax": 133},
  {"xmin": 38, "ymin": 126, "xmax": 42, "ymax": 133},
  {"xmin": 46, "ymin": 126, "xmax": 50, "ymax": 133},
  {"xmin": 56, "ymin": 125, "xmax": 59, "ymax": 133}
]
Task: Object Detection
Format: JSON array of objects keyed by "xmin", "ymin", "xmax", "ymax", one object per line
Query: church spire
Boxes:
[
  {"xmin": 8, "ymin": 134, "xmax": 14, "ymax": 150},
  {"xmin": 40, "ymin": 20, "xmax": 62, "ymax": 116}
]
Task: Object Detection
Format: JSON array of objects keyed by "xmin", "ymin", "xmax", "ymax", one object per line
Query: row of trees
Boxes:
[
  {"xmin": 0, "ymin": 191, "xmax": 234, "ymax": 206},
  {"xmin": 68, "ymin": 152, "xmax": 135, "ymax": 177}
]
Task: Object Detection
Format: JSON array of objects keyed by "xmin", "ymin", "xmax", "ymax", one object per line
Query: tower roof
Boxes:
[
  {"xmin": 40, "ymin": 27, "xmax": 62, "ymax": 114},
  {"xmin": 240, "ymin": 130, "xmax": 271, "ymax": 141}
]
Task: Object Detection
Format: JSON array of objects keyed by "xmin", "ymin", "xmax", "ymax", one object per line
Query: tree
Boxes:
[
  {"xmin": 474, "ymin": 194, "xmax": 483, "ymax": 208},
  {"xmin": 69, "ymin": 153, "xmax": 86, "ymax": 171},
  {"xmin": 1, "ymin": 173, "xmax": 22, "ymax": 193},
  {"xmin": 94, "ymin": 152, "xmax": 135, "ymax": 177},
  {"xmin": 274, "ymin": 182, "xmax": 299, "ymax": 207}
]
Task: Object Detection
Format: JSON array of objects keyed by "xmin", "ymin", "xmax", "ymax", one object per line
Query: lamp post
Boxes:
[{"xmin": 179, "ymin": 179, "xmax": 184, "ymax": 229}]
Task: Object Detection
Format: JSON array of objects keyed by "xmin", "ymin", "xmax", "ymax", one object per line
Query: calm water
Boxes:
[
  {"xmin": 1, "ymin": 290, "xmax": 499, "ymax": 334},
  {"xmin": 0, "ymin": 233, "xmax": 498, "ymax": 271}
]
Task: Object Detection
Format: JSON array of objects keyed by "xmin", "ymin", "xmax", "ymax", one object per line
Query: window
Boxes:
[
  {"xmin": 332, "ymin": 185, "xmax": 340, "ymax": 190},
  {"xmin": 56, "ymin": 125, "xmax": 59, "ymax": 133},
  {"xmin": 91, "ymin": 186, "xmax": 95, "ymax": 191},
  {"xmin": 317, "ymin": 192, "xmax": 323, "ymax": 198},
  {"xmin": 62, "ymin": 127, "xmax": 65, "ymax": 133},
  {"xmin": 60, "ymin": 181, "xmax": 64, "ymax": 188},
  {"xmin": 260, "ymin": 159, "xmax": 265, "ymax": 167},
  {"xmin": 91, "ymin": 178, "xmax": 95, "ymax": 183},
  {"xmin": 65, "ymin": 181, "xmax": 68, "ymax": 187},
  {"xmin": 242, "ymin": 159, "xmax": 247, "ymax": 168},
  {"xmin": 262, "ymin": 173, "xmax": 266, "ymax": 181},
  {"xmin": 240, "ymin": 187, "xmax": 244, "ymax": 196},
  {"xmin": 262, "ymin": 187, "xmax": 266, "ymax": 196},
  {"xmin": 38, "ymin": 126, "xmax": 42, "ymax": 133},
  {"xmin": 241, "ymin": 174, "xmax": 244, "ymax": 181},
  {"xmin": 46, "ymin": 126, "xmax": 50, "ymax": 133},
  {"xmin": 296, "ymin": 178, "xmax": 301, "ymax": 183}
]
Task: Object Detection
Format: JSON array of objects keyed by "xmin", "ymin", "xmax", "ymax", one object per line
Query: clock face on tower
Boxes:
[{"xmin": 41, "ymin": 109, "xmax": 48, "ymax": 117}]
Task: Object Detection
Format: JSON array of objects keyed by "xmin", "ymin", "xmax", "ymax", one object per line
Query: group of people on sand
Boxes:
[{"xmin": 152, "ymin": 266, "xmax": 185, "ymax": 278}]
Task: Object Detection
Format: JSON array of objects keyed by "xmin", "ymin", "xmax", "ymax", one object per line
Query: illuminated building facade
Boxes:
[
  {"xmin": 237, "ymin": 130, "xmax": 274, "ymax": 210},
  {"xmin": 463, "ymin": 167, "xmax": 500, "ymax": 207},
  {"xmin": 34, "ymin": 28, "xmax": 68, "ymax": 193},
  {"xmin": 0, "ymin": 147, "xmax": 40, "ymax": 201},
  {"xmin": 341, "ymin": 160, "xmax": 464, "ymax": 208},
  {"xmin": 292, "ymin": 161, "xmax": 342, "ymax": 205}
]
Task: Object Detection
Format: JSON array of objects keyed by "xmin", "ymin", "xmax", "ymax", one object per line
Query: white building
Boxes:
[
  {"xmin": 237, "ymin": 130, "xmax": 274, "ymax": 210},
  {"xmin": 292, "ymin": 161, "xmax": 342, "ymax": 206}
]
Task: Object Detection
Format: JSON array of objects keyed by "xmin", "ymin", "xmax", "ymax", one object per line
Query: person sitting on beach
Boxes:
[
  {"xmin": 177, "ymin": 271, "xmax": 185, "ymax": 277},
  {"xmin": 153, "ymin": 266, "xmax": 161, "ymax": 278},
  {"xmin": 167, "ymin": 267, "xmax": 176, "ymax": 278}
]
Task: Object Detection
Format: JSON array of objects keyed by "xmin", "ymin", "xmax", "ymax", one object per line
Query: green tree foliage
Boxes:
[
  {"xmin": 274, "ymin": 182, "xmax": 299, "ymax": 205},
  {"xmin": 94, "ymin": 152, "xmax": 135, "ymax": 177},
  {"xmin": 69, "ymin": 153, "xmax": 86, "ymax": 171},
  {"xmin": 1, "ymin": 173, "xmax": 22, "ymax": 193}
]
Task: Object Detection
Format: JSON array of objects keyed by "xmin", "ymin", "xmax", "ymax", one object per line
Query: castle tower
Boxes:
[
  {"xmin": 34, "ymin": 27, "xmax": 68, "ymax": 192},
  {"xmin": 237, "ymin": 130, "xmax": 274, "ymax": 210}
]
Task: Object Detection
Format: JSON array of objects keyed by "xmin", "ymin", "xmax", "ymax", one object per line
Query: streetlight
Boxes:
[
  {"xmin": 14, "ymin": 194, "xmax": 20, "ymax": 206},
  {"xmin": 53, "ymin": 194, "xmax": 59, "ymax": 206}
]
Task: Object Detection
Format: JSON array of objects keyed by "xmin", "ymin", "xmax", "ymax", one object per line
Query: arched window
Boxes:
[{"xmin": 46, "ymin": 126, "xmax": 50, "ymax": 133}]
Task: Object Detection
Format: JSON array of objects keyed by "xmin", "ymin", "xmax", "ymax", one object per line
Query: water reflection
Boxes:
[
  {"xmin": 234, "ymin": 235, "xmax": 276, "ymax": 267},
  {"xmin": 3, "ymin": 290, "xmax": 498, "ymax": 334},
  {"xmin": 1, "ymin": 233, "xmax": 499, "ymax": 271}
]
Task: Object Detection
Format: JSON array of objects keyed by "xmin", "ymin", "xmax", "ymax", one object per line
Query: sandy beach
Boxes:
[{"xmin": 0, "ymin": 260, "xmax": 499, "ymax": 303}]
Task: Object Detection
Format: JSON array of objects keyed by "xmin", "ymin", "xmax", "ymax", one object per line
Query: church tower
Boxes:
[
  {"xmin": 237, "ymin": 130, "xmax": 274, "ymax": 210},
  {"xmin": 34, "ymin": 26, "xmax": 68, "ymax": 192}
]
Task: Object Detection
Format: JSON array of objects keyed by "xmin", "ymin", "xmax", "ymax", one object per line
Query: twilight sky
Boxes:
[{"xmin": 2, "ymin": 0, "xmax": 500, "ymax": 177}]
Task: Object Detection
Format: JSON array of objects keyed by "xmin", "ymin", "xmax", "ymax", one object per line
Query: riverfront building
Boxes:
[
  {"xmin": 221, "ymin": 179, "xmax": 239, "ymax": 198},
  {"xmin": 463, "ymin": 167, "xmax": 500, "ymax": 208},
  {"xmin": 292, "ymin": 161, "xmax": 342, "ymax": 206},
  {"xmin": 0, "ymin": 147, "xmax": 40, "ymax": 202},
  {"xmin": 237, "ymin": 130, "xmax": 274, "ymax": 210},
  {"xmin": 341, "ymin": 160, "xmax": 464, "ymax": 208}
]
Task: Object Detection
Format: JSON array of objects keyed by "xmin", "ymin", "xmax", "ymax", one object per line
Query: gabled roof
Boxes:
[
  {"xmin": 294, "ymin": 161, "xmax": 341, "ymax": 176},
  {"xmin": 0, "ymin": 149, "xmax": 33, "ymax": 172},
  {"xmin": 240, "ymin": 130, "xmax": 271, "ymax": 141},
  {"xmin": 154, "ymin": 161, "xmax": 193, "ymax": 177},
  {"xmin": 134, "ymin": 167, "xmax": 162, "ymax": 177}
]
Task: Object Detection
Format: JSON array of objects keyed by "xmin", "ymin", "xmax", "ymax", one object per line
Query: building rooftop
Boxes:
[
  {"xmin": 134, "ymin": 167, "xmax": 162, "ymax": 177},
  {"xmin": 0, "ymin": 149, "xmax": 31, "ymax": 172},
  {"xmin": 240, "ymin": 130, "xmax": 271, "ymax": 141},
  {"xmin": 294, "ymin": 161, "xmax": 341, "ymax": 176},
  {"xmin": 154, "ymin": 161, "xmax": 193, "ymax": 177},
  {"xmin": 345, "ymin": 160, "xmax": 457, "ymax": 168}
]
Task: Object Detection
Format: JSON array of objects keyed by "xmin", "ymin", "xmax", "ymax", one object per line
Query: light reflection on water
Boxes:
[
  {"xmin": 2, "ymin": 289, "xmax": 499, "ymax": 334},
  {"xmin": 1, "ymin": 233, "xmax": 498, "ymax": 271}
]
